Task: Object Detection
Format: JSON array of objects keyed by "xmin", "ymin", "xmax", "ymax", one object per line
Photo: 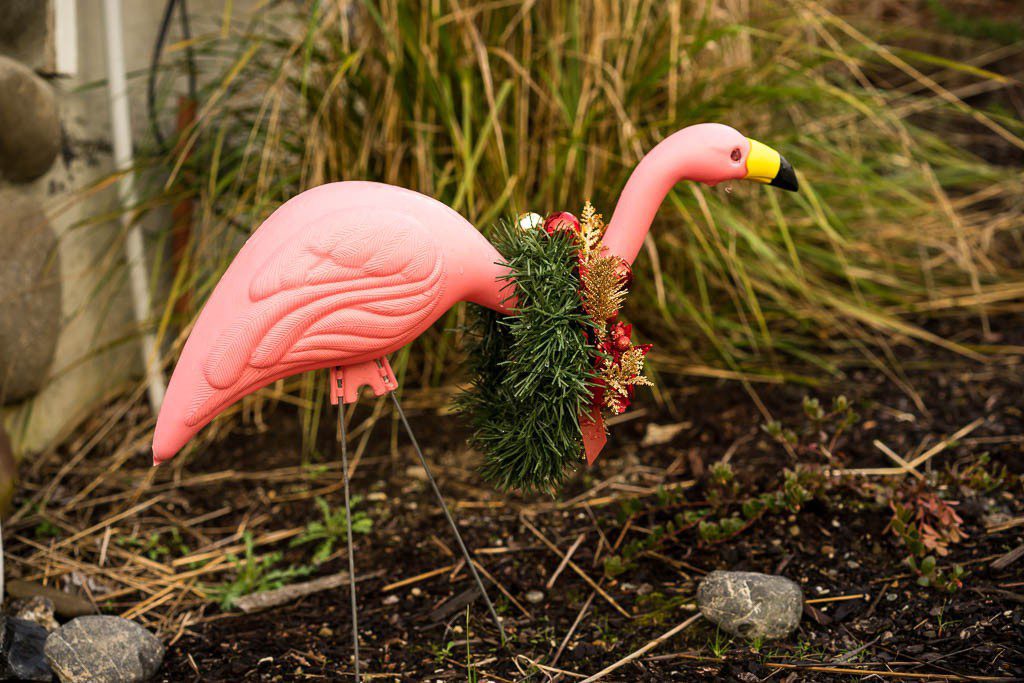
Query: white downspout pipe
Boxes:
[{"xmin": 102, "ymin": 0, "xmax": 167, "ymax": 413}]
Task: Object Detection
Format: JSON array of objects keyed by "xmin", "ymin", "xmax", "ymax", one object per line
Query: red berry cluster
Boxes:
[{"xmin": 592, "ymin": 320, "xmax": 652, "ymax": 414}]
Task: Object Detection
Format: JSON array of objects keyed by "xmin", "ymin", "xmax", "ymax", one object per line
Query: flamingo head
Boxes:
[{"xmin": 677, "ymin": 123, "xmax": 799, "ymax": 192}]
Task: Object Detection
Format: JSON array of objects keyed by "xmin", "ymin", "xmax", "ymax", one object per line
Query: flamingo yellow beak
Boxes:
[{"xmin": 744, "ymin": 138, "xmax": 799, "ymax": 192}]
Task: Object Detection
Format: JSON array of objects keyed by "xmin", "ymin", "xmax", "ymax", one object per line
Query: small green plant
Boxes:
[
  {"xmin": 465, "ymin": 607, "xmax": 478, "ymax": 683},
  {"xmin": 604, "ymin": 508, "xmax": 705, "ymax": 577},
  {"xmin": 790, "ymin": 638, "xmax": 829, "ymax": 661},
  {"xmin": 708, "ymin": 628, "xmax": 733, "ymax": 658},
  {"xmin": 934, "ymin": 603, "xmax": 961, "ymax": 635},
  {"xmin": 33, "ymin": 520, "xmax": 61, "ymax": 540},
  {"xmin": 432, "ymin": 640, "xmax": 456, "ymax": 664},
  {"xmin": 635, "ymin": 592, "xmax": 690, "ymax": 627},
  {"xmin": 117, "ymin": 528, "xmax": 190, "ymax": 561},
  {"xmin": 698, "ymin": 515, "xmax": 746, "ymax": 543},
  {"xmin": 764, "ymin": 395, "xmax": 859, "ymax": 462},
  {"xmin": 706, "ymin": 462, "xmax": 740, "ymax": 508},
  {"xmin": 700, "ymin": 467, "xmax": 819, "ymax": 544},
  {"xmin": 290, "ymin": 496, "xmax": 372, "ymax": 564},
  {"xmin": 957, "ymin": 453, "xmax": 1009, "ymax": 493},
  {"xmin": 890, "ymin": 492, "xmax": 966, "ymax": 557},
  {"xmin": 604, "ymin": 466, "xmax": 822, "ymax": 577},
  {"xmin": 907, "ymin": 554, "xmax": 966, "ymax": 592},
  {"xmin": 208, "ymin": 532, "xmax": 314, "ymax": 610},
  {"xmin": 603, "ymin": 554, "xmax": 627, "ymax": 578}
]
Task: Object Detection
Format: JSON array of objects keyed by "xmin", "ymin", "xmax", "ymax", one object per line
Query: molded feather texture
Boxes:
[
  {"xmin": 154, "ymin": 180, "xmax": 514, "ymax": 466},
  {"xmin": 186, "ymin": 211, "xmax": 445, "ymax": 427}
]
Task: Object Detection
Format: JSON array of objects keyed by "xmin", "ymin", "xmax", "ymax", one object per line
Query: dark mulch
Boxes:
[{"xmin": 142, "ymin": 316, "xmax": 1024, "ymax": 682}]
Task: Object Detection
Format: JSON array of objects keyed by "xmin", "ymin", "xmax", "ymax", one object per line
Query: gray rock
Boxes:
[
  {"xmin": 696, "ymin": 570, "xmax": 803, "ymax": 640},
  {"xmin": 0, "ymin": 614, "xmax": 52, "ymax": 681},
  {"xmin": 15, "ymin": 597, "xmax": 59, "ymax": 632},
  {"xmin": 0, "ymin": 190, "xmax": 61, "ymax": 403},
  {"xmin": 0, "ymin": 56, "xmax": 60, "ymax": 182},
  {"xmin": 0, "ymin": 2, "xmax": 49, "ymax": 68},
  {"xmin": 44, "ymin": 616, "xmax": 164, "ymax": 683}
]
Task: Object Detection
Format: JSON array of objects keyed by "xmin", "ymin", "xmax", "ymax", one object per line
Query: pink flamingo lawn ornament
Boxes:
[{"xmin": 152, "ymin": 123, "xmax": 797, "ymax": 678}]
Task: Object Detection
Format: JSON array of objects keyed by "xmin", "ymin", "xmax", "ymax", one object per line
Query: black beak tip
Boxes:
[{"xmin": 770, "ymin": 156, "xmax": 799, "ymax": 192}]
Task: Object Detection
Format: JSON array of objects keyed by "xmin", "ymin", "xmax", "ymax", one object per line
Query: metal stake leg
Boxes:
[
  {"xmin": 338, "ymin": 406, "xmax": 361, "ymax": 682},
  {"xmin": 390, "ymin": 393, "xmax": 506, "ymax": 645}
]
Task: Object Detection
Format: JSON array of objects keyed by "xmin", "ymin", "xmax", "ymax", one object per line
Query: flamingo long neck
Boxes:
[{"xmin": 601, "ymin": 127, "xmax": 706, "ymax": 266}]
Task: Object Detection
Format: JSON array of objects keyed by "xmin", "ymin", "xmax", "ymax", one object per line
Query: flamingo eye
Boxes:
[{"xmin": 730, "ymin": 147, "xmax": 742, "ymax": 162}]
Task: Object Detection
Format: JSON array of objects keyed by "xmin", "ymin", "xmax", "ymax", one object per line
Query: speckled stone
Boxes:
[
  {"xmin": 45, "ymin": 616, "xmax": 164, "ymax": 683},
  {"xmin": 697, "ymin": 570, "xmax": 803, "ymax": 640}
]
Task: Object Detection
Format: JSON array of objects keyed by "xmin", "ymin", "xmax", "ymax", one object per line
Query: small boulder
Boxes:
[
  {"xmin": 15, "ymin": 597, "xmax": 59, "ymax": 632},
  {"xmin": 0, "ymin": 2, "xmax": 49, "ymax": 67},
  {"xmin": 0, "ymin": 56, "xmax": 60, "ymax": 182},
  {"xmin": 0, "ymin": 190, "xmax": 62, "ymax": 404},
  {"xmin": 44, "ymin": 616, "xmax": 164, "ymax": 683},
  {"xmin": 0, "ymin": 614, "xmax": 52, "ymax": 681},
  {"xmin": 696, "ymin": 570, "xmax": 803, "ymax": 640}
]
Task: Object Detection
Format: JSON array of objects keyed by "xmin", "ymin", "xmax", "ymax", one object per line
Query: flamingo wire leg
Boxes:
[
  {"xmin": 390, "ymin": 393, "xmax": 507, "ymax": 645},
  {"xmin": 338, "ymin": 405, "xmax": 361, "ymax": 681}
]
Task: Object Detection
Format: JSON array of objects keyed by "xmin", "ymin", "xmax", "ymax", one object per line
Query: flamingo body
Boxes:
[
  {"xmin": 153, "ymin": 124, "xmax": 796, "ymax": 465},
  {"xmin": 153, "ymin": 181, "xmax": 508, "ymax": 463}
]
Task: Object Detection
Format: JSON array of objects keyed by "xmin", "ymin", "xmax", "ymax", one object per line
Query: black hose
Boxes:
[
  {"xmin": 148, "ymin": 0, "xmax": 197, "ymax": 151},
  {"xmin": 147, "ymin": 0, "xmax": 178, "ymax": 150}
]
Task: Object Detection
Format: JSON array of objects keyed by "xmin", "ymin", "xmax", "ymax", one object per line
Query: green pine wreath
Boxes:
[{"xmin": 458, "ymin": 219, "xmax": 598, "ymax": 494}]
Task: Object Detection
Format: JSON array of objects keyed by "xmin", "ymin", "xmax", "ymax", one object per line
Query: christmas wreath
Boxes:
[{"xmin": 459, "ymin": 203, "xmax": 652, "ymax": 494}]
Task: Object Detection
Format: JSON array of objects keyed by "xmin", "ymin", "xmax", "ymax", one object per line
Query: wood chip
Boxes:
[
  {"xmin": 640, "ymin": 422, "xmax": 691, "ymax": 447},
  {"xmin": 4, "ymin": 579, "xmax": 97, "ymax": 617},
  {"xmin": 991, "ymin": 543, "xmax": 1024, "ymax": 571},
  {"xmin": 235, "ymin": 570, "xmax": 383, "ymax": 613}
]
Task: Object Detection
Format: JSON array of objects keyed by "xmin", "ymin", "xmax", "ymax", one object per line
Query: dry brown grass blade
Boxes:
[
  {"xmin": 579, "ymin": 613, "xmax": 702, "ymax": 682},
  {"xmin": 520, "ymin": 516, "xmax": 630, "ymax": 619},
  {"xmin": 546, "ymin": 533, "xmax": 586, "ymax": 590},
  {"xmin": 765, "ymin": 661, "xmax": 1011, "ymax": 681}
]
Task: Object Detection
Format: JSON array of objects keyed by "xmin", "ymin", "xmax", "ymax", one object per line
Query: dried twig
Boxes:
[
  {"xmin": 546, "ymin": 533, "xmax": 585, "ymax": 590},
  {"xmin": 235, "ymin": 569, "xmax": 384, "ymax": 613},
  {"xmin": 381, "ymin": 564, "xmax": 457, "ymax": 592},
  {"xmin": 991, "ymin": 543, "xmax": 1024, "ymax": 571},
  {"xmin": 987, "ymin": 516, "xmax": 1024, "ymax": 534},
  {"xmin": 906, "ymin": 417, "xmax": 985, "ymax": 469},
  {"xmin": 579, "ymin": 613, "xmax": 701, "ymax": 682},
  {"xmin": 470, "ymin": 559, "xmax": 531, "ymax": 619},
  {"xmin": 805, "ymin": 593, "xmax": 870, "ymax": 605},
  {"xmin": 764, "ymin": 661, "xmax": 1007, "ymax": 681},
  {"xmin": 520, "ymin": 516, "xmax": 630, "ymax": 619},
  {"xmin": 551, "ymin": 591, "xmax": 596, "ymax": 668},
  {"xmin": 873, "ymin": 440, "xmax": 925, "ymax": 481}
]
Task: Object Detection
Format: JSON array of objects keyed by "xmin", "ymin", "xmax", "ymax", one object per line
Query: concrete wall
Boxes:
[{"xmin": 1, "ymin": 1, "xmax": 256, "ymax": 457}]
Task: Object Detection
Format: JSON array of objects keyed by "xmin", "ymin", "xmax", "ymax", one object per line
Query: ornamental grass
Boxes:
[{"xmin": 134, "ymin": 0, "xmax": 1023, "ymax": 451}]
